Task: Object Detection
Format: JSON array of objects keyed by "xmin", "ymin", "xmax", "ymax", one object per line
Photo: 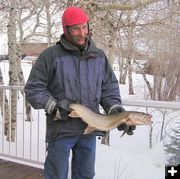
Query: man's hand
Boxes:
[
  {"xmin": 109, "ymin": 106, "xmax": 136, "ymax": 136},
  {"xmin": 53, "ymin": 99, "xmax": 72, "ymax": 121},
  {"xmin": 117, "ymin": 124, "xmax": 136, "ymax": 136}
]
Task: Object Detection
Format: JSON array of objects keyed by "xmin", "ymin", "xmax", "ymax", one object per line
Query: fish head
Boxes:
[{"xmin": 127, "ymin": 112, "xmax": 153, "ymax": 126}]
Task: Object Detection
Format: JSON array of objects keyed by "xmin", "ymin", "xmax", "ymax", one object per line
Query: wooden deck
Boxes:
[{"xmin": 0, "ymin": 159, "xmax": 44, "ymax": 179}]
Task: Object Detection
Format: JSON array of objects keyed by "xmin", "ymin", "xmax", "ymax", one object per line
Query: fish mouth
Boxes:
[
  {"xmin": 134, "ymin": 120, "xmax": 153, "ymax": 125},
  {"xmin": 128, "ymin": 115, "xmax": 153, "ymax": 125},
  {"xmin": 139, "ymin": 115, "xmax": 153, "ymax": 125}
]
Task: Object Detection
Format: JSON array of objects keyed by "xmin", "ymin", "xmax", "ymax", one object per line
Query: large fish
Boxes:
[{"xmin": 69, "ymin": 103, "xmax": 153, "ymax": 135}]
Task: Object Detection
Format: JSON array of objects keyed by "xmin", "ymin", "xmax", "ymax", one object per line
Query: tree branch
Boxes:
[{"xmin": 97, "ymin": 0, "xmax": 162, "ymax": 11}]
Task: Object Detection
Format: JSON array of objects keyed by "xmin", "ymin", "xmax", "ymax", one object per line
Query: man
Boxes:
[{"xmin": 24, "ymin": 6, "xmax": 135, "ymax": 179}]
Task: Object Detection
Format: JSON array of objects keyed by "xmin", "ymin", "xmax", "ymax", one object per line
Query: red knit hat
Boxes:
[{"xmin": 62, "ymin": 6, "xmax": 89, "ymax": 34}]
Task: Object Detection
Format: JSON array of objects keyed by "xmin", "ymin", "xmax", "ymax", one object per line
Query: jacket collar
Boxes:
[{"xmin": 59, "ymin": 34, "xmax": 99, "ymax": 56}]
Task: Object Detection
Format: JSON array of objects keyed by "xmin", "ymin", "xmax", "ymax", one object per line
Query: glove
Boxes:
[
  {"xmin": 110, "ymin": 106, "xmax": 136, "ymax": 136},
  {"xmin": 45, "ymin": 97, "xmax": 71, "ymax": 121},
  {"xmin": 53, "ymin": 99, "xmax": 71, "ymax": 121},
  {"xmin": 109, "ymin": 106, "xmax": 125, "ymax": 114},
  {"xmin": 117, "ymin": 124, "xmax": 136, "ymax": 135}
]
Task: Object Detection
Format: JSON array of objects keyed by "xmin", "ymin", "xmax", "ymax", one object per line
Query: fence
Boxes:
[{"xmin": 0, "ymin": 85, "xmax": 180, "ymax": 169}]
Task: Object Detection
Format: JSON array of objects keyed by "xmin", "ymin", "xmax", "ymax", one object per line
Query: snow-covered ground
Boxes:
[{"xmin": 0, "ymin": 60, "xmax": 178, "ymax": 179}]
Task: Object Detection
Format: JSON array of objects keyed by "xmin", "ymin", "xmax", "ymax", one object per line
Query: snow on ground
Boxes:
[
  {"xmin": 0, "ymin": 60, "xmax": 172, "ymax": 179},
  {"xmin": 96, "ymin": 141, "xmax": 165, "ymax": 179}
]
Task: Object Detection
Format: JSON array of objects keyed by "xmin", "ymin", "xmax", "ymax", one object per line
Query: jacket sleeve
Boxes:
[
  {"xmin": 24, "ymin": 50, "xmax": 55, "ymax": 109},
  {"xmin": 100, "ymin": 55, "xmax": 123, "ymax": 113}
]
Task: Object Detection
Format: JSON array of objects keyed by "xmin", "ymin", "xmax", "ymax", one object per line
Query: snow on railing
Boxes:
[
  {"xmin": 122, "ymin": 99, "xmax": 180, "ymax": 110},
  {"xmin": 0, "ymin": 85, "xmax": 180, "ymax": 168}
]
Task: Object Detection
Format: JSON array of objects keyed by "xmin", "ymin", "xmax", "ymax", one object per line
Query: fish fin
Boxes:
[
  {"xmin": 120, "ymin": 125, "xmax": 130, "ymax": 137},
  {"xmin": 120, "ymin": 117, "xmax": 130, "ymax": 137},
  {"xmin": 68, "ymin": 111, "xmax": 80, "ymax": 118},
  {"xmin": 84, "ymin": 126, "xmax": 96, "ymax": 134},
  {"xmin": 120, "ymin": 127, "xmax": 129, "ymax": 137},
  {"xmin": 120, "ymin": 130, "xmax": 126, "ymax": 137},
  {"xmin": 125, "ymin": 117, "xmax": 134, "ymax": 126}
]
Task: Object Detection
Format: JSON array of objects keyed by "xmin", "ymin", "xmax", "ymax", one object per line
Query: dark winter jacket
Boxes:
[{"xmin": 24, "ymin": 35, "xmax": 122, "ymax": 142}]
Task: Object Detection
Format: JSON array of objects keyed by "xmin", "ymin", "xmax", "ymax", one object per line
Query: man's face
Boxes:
[{"xmin": 67, "ymin": 23, "xmax": 89, "ymax": 46}]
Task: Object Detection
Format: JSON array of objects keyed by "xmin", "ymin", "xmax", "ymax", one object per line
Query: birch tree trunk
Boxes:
[
  {"xmin": 7, "ymin": 0, "xmax": 18, "ymax": 142},
  {"xmin": 0, "ymin": 68, "xmax": 10, "ymax": 136},
  {"xmin": 127, "ymin": 12, "xmax": 134, "ymax": 95},
  {"xmin": 118, "ymin": 39, "xmax": 127, "ymax": 84},
  {"xmin": 0, "ymin": 92, "xmax": 10, "ymax": 136},
  {"xmin": 44, "ymin": 0, "xmax": 52, "ymax": 46}
]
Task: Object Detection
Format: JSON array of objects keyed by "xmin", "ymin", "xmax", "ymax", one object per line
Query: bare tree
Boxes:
[
  {"xmin": 7, "ymin": 0, "xmax": 18, "ymax": 142},
  {"xmin": 0, "ymin": 67, "xmax": 10, "ymax": 136}
]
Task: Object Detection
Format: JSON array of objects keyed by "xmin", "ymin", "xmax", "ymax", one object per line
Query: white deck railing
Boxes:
[{"xmin": 0, "ymin": 85, "xmax": 180, "ymax": 168}]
